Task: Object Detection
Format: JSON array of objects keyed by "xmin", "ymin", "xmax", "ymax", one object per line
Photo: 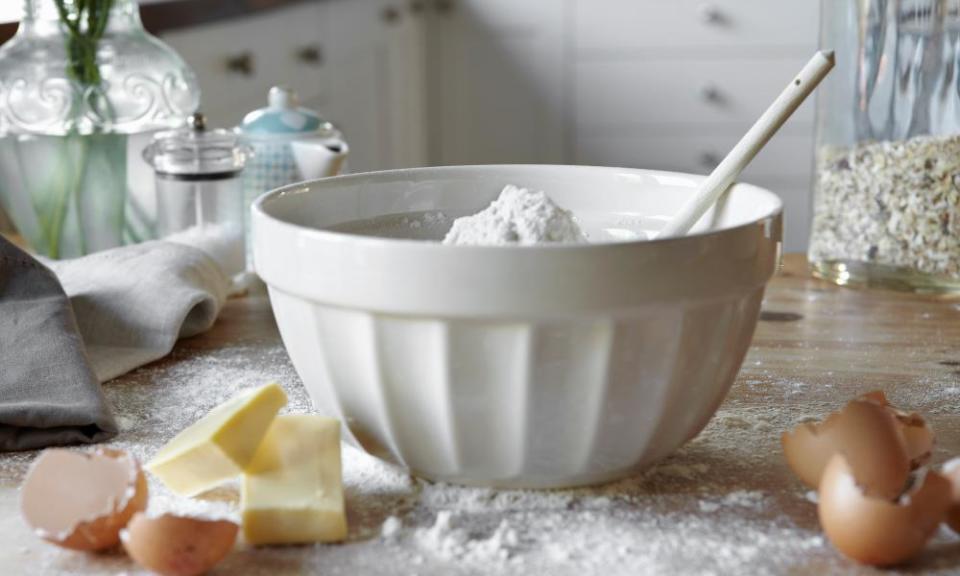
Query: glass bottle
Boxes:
[
  {"xmin": 0, "ymin": 0, "xmax": 199, "ymax": 258},
  {"xmin": 810, "ymin": 0, "xmax": 960, "ymax": 292}
]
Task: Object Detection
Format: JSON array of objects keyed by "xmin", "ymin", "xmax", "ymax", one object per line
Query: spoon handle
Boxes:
[{"xmin": 656, "ymin": 50, "xmax": 835, "ymax": 239}]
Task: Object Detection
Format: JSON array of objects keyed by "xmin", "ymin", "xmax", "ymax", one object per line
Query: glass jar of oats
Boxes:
[{"xmin": 810, "ymin": 0, "xmax": 960, "ymax": 292}]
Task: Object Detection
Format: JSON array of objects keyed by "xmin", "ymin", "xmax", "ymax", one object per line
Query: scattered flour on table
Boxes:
[
  {"xmin": 0, "ymin": 340, "xmax": 848, "ymax": 575},
  {"xmin": 381, "ymin": 516, "xmax": 403, "ymax": 540},
  {"xmin": 442, "ymin": 184, "xmax": 586, "ymax": 246},
  {"xmin": 413, "ymin": 511, "xmax": 519, "ymax": 563},
  {"xmin": 698, "ymin": 490, "xmax": 767, "ymax": 513},
  {"xmin": 5, "ymin": 335, "xmax": 921, "ymax": 575}
]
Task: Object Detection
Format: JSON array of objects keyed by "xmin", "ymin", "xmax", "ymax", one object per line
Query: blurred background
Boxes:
[{"xmin": 0, "ymin": 0, "xmax": 819, "ymax": 251}]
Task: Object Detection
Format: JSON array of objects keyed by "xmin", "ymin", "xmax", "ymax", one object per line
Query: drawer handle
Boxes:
[
  {"xmin": 382, "ymin": 5, "xmax": 402, "ymax": 24},
  {"xmin": 700, "ymin": 83, "xmax": 725, "ymax": 104},
  {"xmin": 296, "ymin": 44, "xmax": 324, "ymax": 66},
  {"xmin": 225, "ymin": 52, "xmax": 254, "ymax": 76},
  {"xmin": 410, "ymin": 0, "xmax": 427, "ymax": 16},
  {"xmin": 699, "ymin": 152, "xmax": 721, "ymax": 169},
  {"xmin": 697, "ymin": 3, "xmax": 727, "ymax": 25}
]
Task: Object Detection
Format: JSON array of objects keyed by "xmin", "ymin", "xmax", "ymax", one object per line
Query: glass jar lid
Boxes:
[{"xmin": 143, "ymin": 113, "xmax": 251, "ymax": 179}]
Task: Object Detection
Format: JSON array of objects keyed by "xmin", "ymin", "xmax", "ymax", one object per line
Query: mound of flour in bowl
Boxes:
[{"xmin": 442, "ymin": 185, "xmax": 586, "ymax": 246}]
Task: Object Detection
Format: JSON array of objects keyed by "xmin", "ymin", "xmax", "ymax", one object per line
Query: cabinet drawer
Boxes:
[
  {"xmin": 574, "ymin": 129, "xmax": 815, "ymax": 180},
  {"xmin": 445, "ymin": 0, "xmax": 563, "ymax": 34},
  {"xmin": 576, "ymin": 57, "xmax": 815, "ymax": 130},
  {"xmin": 161, "ymin": 3, "xmax": 325, "ymax": 128},
  {"xmin": 265, "ymin": 2, "xmax": 328, "ymax": 104},
  {"xmin": 575, "ymin": 0, "xmax": 818, "ymax": 54},
  {"xmin": 162, "ymin": 20, "xmax": 267, "ymax": 127}
]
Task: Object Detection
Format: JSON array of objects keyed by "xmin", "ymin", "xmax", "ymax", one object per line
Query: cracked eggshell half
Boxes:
[
  {"xmin": 20, "ymin": 448, "xmax": 148, "ymax": 551},
  {"xmin": 121, "ymin": 513, "xmax": 239, "ymax": 576},
  {"xmin": 858, "ymin": 390, "xmax": 934, "ymax": 468},
  {"xmin": 781, "ymin": 399, "xmax": 910, "ymax": 498},
  {"xmin": 818, "ymin": 455, "xmax": 951, "ymax": 567}
]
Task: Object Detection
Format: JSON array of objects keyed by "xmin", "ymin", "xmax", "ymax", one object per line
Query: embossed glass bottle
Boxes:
[
  {"xmin": 0, "ymin": 0, "xmax": 199, "ymax": 257},
  {"xmin": 810, "ymin": 0, "xmax": 960, "ymax": 292}
]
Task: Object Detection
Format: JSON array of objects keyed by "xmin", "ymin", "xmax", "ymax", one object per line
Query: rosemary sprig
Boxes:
[{"xmin": 53, "ymin": 0, "xmax": 114, "ymax": 87}]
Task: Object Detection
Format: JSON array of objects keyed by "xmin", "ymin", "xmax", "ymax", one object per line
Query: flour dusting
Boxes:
[
  {"xmin": 16, "ymin": 295, "xmax": 960, "ymax": 575},
  {"xmin": 412, "ymin": 511, "xmax": 519, "ymax": 563},
  {"xmin": 443, "ymin": 185, "xmax": 586, "ymax": 246}
]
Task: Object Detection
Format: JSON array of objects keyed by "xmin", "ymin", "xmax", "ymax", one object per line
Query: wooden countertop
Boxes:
[{"xmin": 2, "ymin": 254, "xmax": 960, "ymax": 574}]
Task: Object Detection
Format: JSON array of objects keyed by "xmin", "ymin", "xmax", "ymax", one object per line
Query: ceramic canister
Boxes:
[
  {"xmin": 238, "ymin": 86, "xmax": 348, "ymax": 207},
  {"xmin": 238, "ymin": 86, "xmax": 348, "ymax": 263}
]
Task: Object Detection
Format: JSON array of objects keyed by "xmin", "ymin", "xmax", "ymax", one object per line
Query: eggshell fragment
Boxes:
[
  {"xmin": 858, "ymin": 390, "xmax": 934, "ymax": 468},
  {"xmin": 121, "ymin": 513, "xmax": 238, "ymax": 576},
  {"xmin": 939, "ymin": 458, "xmax": 960, "ymax": 534},
  {"xmin": 781, "ymin": 399, "xmax": 910, "ymax": 498},
  {"xmin": 818, "ymin": 455, "xmax": 951, "ymax": 566},
  {"xmin": 20, "ymin": 448, "xmax": 147, "ymax": 551}
]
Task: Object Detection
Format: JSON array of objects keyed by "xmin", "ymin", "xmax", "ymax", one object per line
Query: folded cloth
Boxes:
[
  {"xmin": 0, "ymin": 235, "xmax": 230, "ymax": 451},
  {"xmin": 47, "ymin": 240, "xmax": 230, "ymax": 382},
  {"xmin": 0, "ymin": 236, "xmax": 116, "ymax": 450}
]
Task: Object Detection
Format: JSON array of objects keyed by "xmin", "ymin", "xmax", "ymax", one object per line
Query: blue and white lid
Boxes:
[{"xmin": 239, "ymin": 86, "xmax": 337, "ymax": 138}]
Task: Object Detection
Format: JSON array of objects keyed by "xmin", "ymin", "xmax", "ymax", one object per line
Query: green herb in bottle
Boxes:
[{"xmin": 52, "ymin": 0, "xmax": 115, "ymax": 87}]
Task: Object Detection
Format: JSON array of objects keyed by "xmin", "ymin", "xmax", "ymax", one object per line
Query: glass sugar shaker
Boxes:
[
  {"xmin": 810, "ymin": 0, "xmax": 960, "ymax": 293},
  {"xmin": 142, "ymin": 113, "xmax": 252, "ymax": 278}
]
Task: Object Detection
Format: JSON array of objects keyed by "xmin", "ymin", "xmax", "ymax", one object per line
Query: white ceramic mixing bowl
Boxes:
[{"xmin": 252, "ymin": 165, "xmax": 782, "ymax": 488}]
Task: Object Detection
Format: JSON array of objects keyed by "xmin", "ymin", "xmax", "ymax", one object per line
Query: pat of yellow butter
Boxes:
[
  {"xmin": 146, "ymin": 382, "xmax": 287, "ymax": 496},
  {"xmin": 241, "ymin": 415, "xmax": 347, "ymax": 545}
]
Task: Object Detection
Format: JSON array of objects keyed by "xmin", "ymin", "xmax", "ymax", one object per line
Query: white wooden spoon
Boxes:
[{"xmin": 656, "ymin": 50, "xmax": 835, "ymax": 239}]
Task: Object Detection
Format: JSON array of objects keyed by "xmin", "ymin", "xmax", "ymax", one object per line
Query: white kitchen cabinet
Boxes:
[
  {"xmin": 155, "ymin": 0, "xmax": 819, "ymax": 251},
  {"xmin": 576, "ymin": 57, "xmax": 816, "ymax": 131},
  {"xmin": 313, "ymin": 0, "xmax": 428, "ymax": 172},
  {"xmin": 426, "ymin": 0, "xmax": 565, "ymax": 165},
  {"xmin": 575, "ymin": 131, "xmax": 815, "ymax": 181},
  {"xmin": 159, "ymin": 0, "xmax": 428, "ymax": 173},
  {"xmin": 575, "ymin": 0, "xmax": 818, "ymax": 55},
  {"xmin": 160, "ymin": 2, "xmax": 327, "ymax": 128},
  {"xmin": 570, "ymin": 1, "xmax": 820, "ymax": 252},
  {"xmin": 308, "ymin": 0, "xmax": 394, "ymax": 173}
]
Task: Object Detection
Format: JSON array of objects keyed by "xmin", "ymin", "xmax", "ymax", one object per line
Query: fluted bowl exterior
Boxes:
[{"xmin": 253, "ymin": 165, "xmax": 782, "ymax": 488}]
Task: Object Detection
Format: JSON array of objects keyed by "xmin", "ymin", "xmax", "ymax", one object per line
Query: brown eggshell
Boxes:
[
  {"xmin": 858, "ymin": 390, "xmax": 934, "ymax": 468},
  {"xmin": 819, "ymin": 455, "xmax": 950, "ymax": 566},
  {"xmin": 782, "ymin": 400, "xmax": 910, "ymax": 498},
  {"xmin": 782, "ymin": 421, "xmax": 832, "ymax": 488},
  {"xmin": 20, "ymin": 448, "xmax": 148, "ymax": 551},
  {"xmin": 940, "ymin": 458, "xmax": 960, "ymax": 534},
  {"xmin": 122, "ymin": 513, "xmax": 239, "ymax": 576}
]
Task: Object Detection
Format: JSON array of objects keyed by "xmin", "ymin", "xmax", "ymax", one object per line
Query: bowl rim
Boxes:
[
  {"xmin": 251, "ymin": 164, "xmax": 783, "ymax": 316},
  {"xmin": 251, "ymin": 164, "xmax": 784, "ymax": 251}
]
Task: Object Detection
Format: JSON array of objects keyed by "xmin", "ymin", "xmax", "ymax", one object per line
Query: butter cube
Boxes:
[
  {"xmin": 146, "ymin": 383, "xmax": 287, "ymax": 496},
  {"xmin": 241, "ymin": 415, "xmax": 347, "ymax": 545}
]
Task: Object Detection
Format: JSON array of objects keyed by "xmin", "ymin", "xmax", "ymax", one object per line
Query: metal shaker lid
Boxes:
[{"xmin": 143, "ymin": 113, "xmax": 252, "ymax": 179}]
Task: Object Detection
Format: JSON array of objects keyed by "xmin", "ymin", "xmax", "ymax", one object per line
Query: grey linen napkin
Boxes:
[
  {"xmin": 0, "ymin": 236, "xmax": 116, "ymax": 450},
  {"xmin": 0, "ymin": 236, "xmax": 230, "ymax": 450}
]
